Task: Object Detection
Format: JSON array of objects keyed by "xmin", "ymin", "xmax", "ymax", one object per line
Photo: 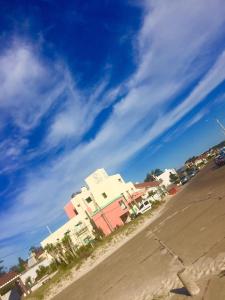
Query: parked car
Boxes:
[
  {"xmin": 180, "ymin": 175, "xmax": 189, "ymax": 185},
  {"xmin": 138, "ymin": 200, "xmax": 152, "ymax": 214},
  {"xmin": 215, "ymin": 150, "xmax": 225, "ymax": 166},
  {"xmin": 188, "ymin": 170, "xmax": 197, "ymax": 177}
]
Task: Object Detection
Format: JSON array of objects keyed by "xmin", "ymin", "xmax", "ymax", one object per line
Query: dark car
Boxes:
[
  {"xmin": 187, "ymin": 170, "xmax": 197, "ymax": 177},
  {"xmin": 215, "ymin": 152, "xmax": 225, "ymax": 166},
  {"xmin": 180, "ymin": 176, "xmax": 189, "ymax": 185}
]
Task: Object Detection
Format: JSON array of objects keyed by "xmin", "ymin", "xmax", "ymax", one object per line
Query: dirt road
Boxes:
[{"xmin": 53, "ymin": 162, "xmax": 225, "ymax": 300}]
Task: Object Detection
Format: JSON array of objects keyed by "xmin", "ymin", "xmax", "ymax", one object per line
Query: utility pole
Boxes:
[{"xmin": 216, "ymin": 119, "xmax": 225, "ymax": 136}]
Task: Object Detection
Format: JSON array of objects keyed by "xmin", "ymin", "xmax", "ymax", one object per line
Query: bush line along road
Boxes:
[{"xmin": 49, "ymin": 162, "xmax": 225, "ymax": 300}]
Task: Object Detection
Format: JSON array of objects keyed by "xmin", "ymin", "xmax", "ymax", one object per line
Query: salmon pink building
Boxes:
[
  {"xmin": 65, "ymin": 168, "xmax": 144, "ymax": 236},
  {"xmin": 91, "ymin": 192, "xmax": 143, "ymax": 235},
  {"xmin": 40, "ymin": 169, "xmax": 144, "ymax": 250}
]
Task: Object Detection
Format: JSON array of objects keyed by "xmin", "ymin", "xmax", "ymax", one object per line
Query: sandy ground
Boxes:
[{"xmin": 47, "ymin": 162, "xmax": 225, "ymax": 300}]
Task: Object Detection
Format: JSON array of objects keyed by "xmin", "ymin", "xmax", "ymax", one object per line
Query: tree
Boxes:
[
  {"xmin": 62, "ymin": 232, "xmax": 77, "ymax": 258},
  {"xmin": 29, "ymin": 246, "xmax": 42, "ymax": 255},
  {"xmin": 36, "ymin": 266, "xmax": 48, "ymax": 281},
  {"xmin": 89, "ymin": 218, "xmax": 104, "ymax": 240},
  {"xmin": 44, "ymin": 242, "xmax": 68, "ymax": 265},
  {"xmin": 169, "ymin": 172, "xmax": 180, "ymax": 184},
  {"xmin": 144, "ymin": 173, "xmax": 155, "ymax": 182},
  {"xmin": 17, "ymin": 257, "xmax": 26, "ymax": 273},
  {"xmin": 9, "ymin": 265, "xmax": 19, "ymax": 273},
  {"xmin": 44, "ymin": 243, "xmax": 60, "ymax": 264},
  {"xmin": 144, "ymin": 169, "xmax": 163, "ymax": 182},
  {"xmin": 153, "ymin": 169, "xmax": 163, "ymax": 176},
  {"xmin": 55, "ymin": 242, "xmax": 69, "ymax": 265},
  {"xmin": 185, "ymin": 156, "xmax": 196, "ymax": 164},
  {"xmin": 148, "ymin": 190, "xmax": 156, "ymax": 201}
]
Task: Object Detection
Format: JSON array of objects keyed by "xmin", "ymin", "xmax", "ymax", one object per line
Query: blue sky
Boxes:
[{"xmin": 1, "ymin": 0, "xmax": 225, "ymax": 268}]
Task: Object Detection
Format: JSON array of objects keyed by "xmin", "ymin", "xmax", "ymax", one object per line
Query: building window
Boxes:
[
  {"xmin": 118, "ymin": 178, "xmax": 122, "ymax": 183},
  {"xmin": 102, "ymin": 192, "xmax": 107, "ymax": 199},
  {"xmin": 119, "ymin": 200, "xmax": 126, "ymax": 210},
  {"xmin": 86, "ymin": 197, "xmax": 92, "ymax": 203},
  {"xmin": 74, "ymin": 208, "xmax": 78, "ymax": 215},
  {"xmin": 75, "ymin": 221, "xmax": 82, "ymax": 229}
]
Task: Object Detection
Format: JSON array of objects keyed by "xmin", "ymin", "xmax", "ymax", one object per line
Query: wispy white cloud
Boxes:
[
  {"xmin": 184, "ymin": 110, "xmax": 209, "ymax": 130},
  {"xmin": 1, "ymin": 0, "xmax": 225, "ymax": 260},
  {"xmin": 0, "ymin": 42, "xmax": 121, "ymax": 166},
  {"xmin": 46, "ymin": 72, "xmax": 121, "ymax": 147},
  {"xmin": 163, "ymin": 108, "xmax": 210, "ymax": 143},
  {"xmin": 0, "ymin": 41, "xmax": 65, "ymax": 131}
]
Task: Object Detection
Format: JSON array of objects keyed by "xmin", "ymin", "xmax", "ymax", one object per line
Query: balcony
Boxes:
[{"xmin": 75, "ymin": 225, "xmax": 88, "ymax": 236}]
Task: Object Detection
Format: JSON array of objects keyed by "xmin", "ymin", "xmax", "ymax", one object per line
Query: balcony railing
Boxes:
[{"xmin": 75, "ymin": 226, "xmax": 88, "ymax": 236}]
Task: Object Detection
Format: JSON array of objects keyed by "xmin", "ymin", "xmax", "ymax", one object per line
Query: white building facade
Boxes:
[
  {"xmin": 156, "ymin": 169, "xmax": 178, "ymax": 187},
  {"xmin": 40, "ymin": 214, "xmax": 95, "ymax": 249},
  {"xmin": 41, "ymin": 168, "xmax": 139, "ymax": 245},
  {"xmin": 80, "ymin": 168, "xmax": 136, "ymax": 211}
]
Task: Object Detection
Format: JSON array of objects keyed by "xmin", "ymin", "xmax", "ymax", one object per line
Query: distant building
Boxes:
[
  {"xmin": 134, "ymin": 181, "xmax": 167, "ymax": 201},
  {"xmin": 27, "ymin": 251, "xmax": 42, "ymax": 269},
  {"xmin": 156, "ymin": 169, "xmax": 178, "ymax": 187},
  {"xmin": 194, "ymin": 158, "xmax": 207, "ymax": 168}
]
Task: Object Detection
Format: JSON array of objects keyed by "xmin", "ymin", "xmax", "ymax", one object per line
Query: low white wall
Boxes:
[
  {"xmin": 20, "ymin": 258, "xmax": 52, "ymax": 284},
  {"xmin": 30, "ymin": 271, "xmax": 58, "ymax": 292}
]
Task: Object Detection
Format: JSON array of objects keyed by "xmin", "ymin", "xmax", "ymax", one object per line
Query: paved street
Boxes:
[{"xmin": 53, "ymin": 162, "xmax": 225, "ymax": 300}]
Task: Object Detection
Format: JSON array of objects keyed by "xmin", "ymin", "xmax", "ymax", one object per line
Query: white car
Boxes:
[{"xmin": 138, "ymin": 200, "xmax": 152, "ymax": 214}]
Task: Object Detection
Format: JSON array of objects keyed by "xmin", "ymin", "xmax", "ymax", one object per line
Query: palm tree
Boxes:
[
  {"xmin": 62, "ymin": 232, "xmax": 78, "ymax": 258},
  {"xmin": 44, "ymin": 243, "xmax": 63, "ymax": 264},
  {"xmin": 55, "ymin": 241, "xmax": 69, "ymax": 265},
  {"xmin": 44, "ymin": 244, "xmax": 56, "ymax": 262}
]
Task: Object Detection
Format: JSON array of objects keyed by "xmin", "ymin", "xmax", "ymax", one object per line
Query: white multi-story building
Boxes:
[
  {"xmin": 41, "ymin": 168, "xmax": 141, "ymax": 244},
  {"xmin": 83, "ymin": 168, "xmax": 136, "ymax": 210},
  {"xmin": 65, "ymin": 168, "xmax": 140, "ymax": 235},
  {"xmin": 40, "ymin": 212, "xmax": 95, "ymax": 249}
]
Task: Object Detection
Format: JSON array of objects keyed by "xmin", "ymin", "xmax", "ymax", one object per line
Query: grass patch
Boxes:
[{"xmin": 25, "ymin": 269, "xmax": 66, "ymax": 300}]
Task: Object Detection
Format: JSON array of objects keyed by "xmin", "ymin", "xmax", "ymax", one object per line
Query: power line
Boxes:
[{"xmin": 0, "ymin": 249, "xmax": 24, "ymax": 260}]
